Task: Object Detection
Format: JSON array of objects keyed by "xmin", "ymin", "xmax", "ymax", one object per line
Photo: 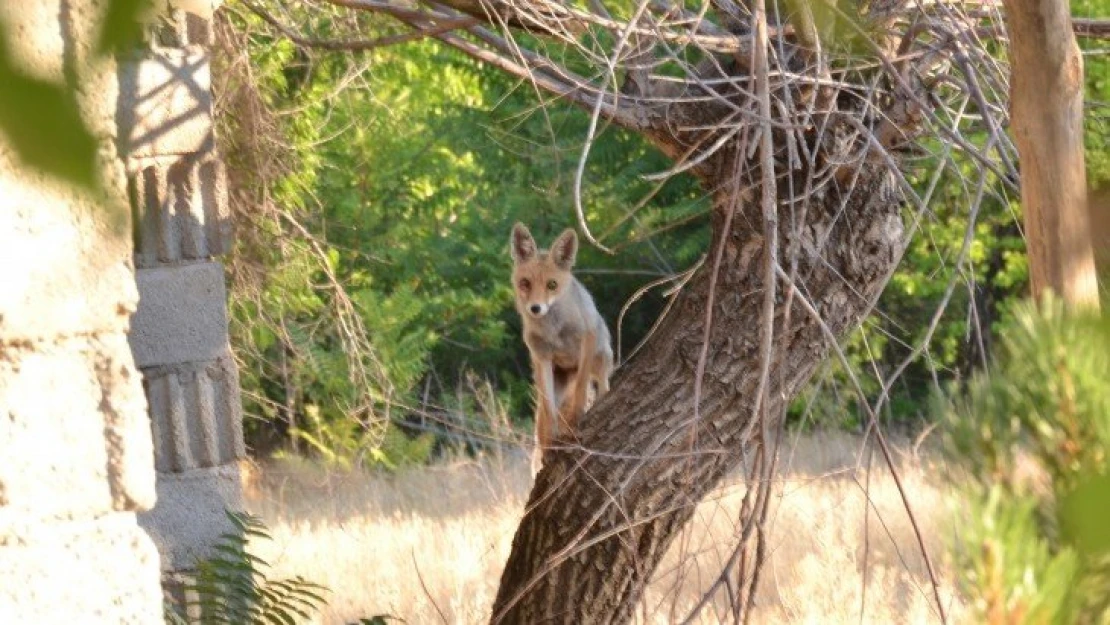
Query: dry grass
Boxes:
[{"xmin": 244, "ymin": 431, "xmax": 965, "ymax": 624}]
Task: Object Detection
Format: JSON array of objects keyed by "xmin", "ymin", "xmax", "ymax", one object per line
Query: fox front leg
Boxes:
[
  {"xmin": 532, "ymin": 356, "xmax": 560, "ymax": 447},
  {"xmin": 563, "ymin": 330, "xmax": 597, "ymax": 434},
  {"xmin": 532, "ymin": 398, "xmax": 554, "ymax": 476}
]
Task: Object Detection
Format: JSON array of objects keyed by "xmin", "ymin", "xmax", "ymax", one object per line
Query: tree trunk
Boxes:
[
  {"xmin": 1003, "ymin": 0, "xmax": 1100, "ymax": 308},
  {"xmin": 491, "ymin": 164, "xmax": 904, "ymax": 623},
  {"xmin": 1091, "ymin": 186, "xmax": 1110, "ymax": 282}
]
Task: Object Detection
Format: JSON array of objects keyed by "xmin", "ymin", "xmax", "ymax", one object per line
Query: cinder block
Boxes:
[
  {"xmin": 0, "ymin": 3, "xmax": 66, "ymax": 81},
  {"xmin": 0, "ymin": 335, "xmax": 156, "ymax": 517},
  {"xmin": 185, "ymin": 12, "xmax": 215, "ymax": 46},
  {"xmin": 152, "ymin": 2, "xmax": 219, "ymax": 46},
  {"xmin": 118, "ymin": 49, "xmax": 213, "ymax": 158},
  {"xmin": 154, "ymin": 8, "xmax": 189, "ymax": 48},
  {"xmin": 0, "ymin": 513, "xmax": 162, "ymax": 624},
  {"xmin": 130, "ymin": 152, "xmax": 231, "ymax": 266},
  {"xmin": 129, "ymin": 262, "xmax": 230, "ymax": 368},
  {"xmin": 0, "ymin": 164, "xmax": 136, "ymax": 342},
  {"xmin": 144, "ymin": 353, "xmax": 245, "ymax": 472},
  {"xmin": 138, "ymin": 464, "xmax": 245, "ymax": 572},
  {"xmin": 199, "ymin": 157, "xmax": 233, "ymax": 255},
  {"xmin": 171, "ymin": 0, "xmax": 221, "ymax": 21}
]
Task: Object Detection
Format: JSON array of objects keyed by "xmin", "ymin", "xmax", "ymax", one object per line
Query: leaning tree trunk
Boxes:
[{"xmin": 492, "ymin": 162, "xmax": 904, "ymax": 622}]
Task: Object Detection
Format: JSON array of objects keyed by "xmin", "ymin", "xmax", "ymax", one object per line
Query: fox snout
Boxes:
[{"xmin": 529, "ymin": 303, "xmax": 548, "ymax": 317}]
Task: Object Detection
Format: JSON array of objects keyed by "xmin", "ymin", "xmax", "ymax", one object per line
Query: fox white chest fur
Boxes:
[
  {"xmin": 520, "ymin": 281, "xmax": 603, "ymax": 369},
  {"xmin": 510, "ymin": 223, "xmax": 614, "ymax": 474}
]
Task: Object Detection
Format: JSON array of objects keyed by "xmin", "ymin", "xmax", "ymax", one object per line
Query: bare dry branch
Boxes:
[{"xmin": 242, "ymin": 0, "xmax": 478, "ymax": 50}]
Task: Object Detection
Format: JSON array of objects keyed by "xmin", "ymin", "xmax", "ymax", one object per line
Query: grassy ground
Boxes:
[{"xmin": 243, "ymin": 431, "xmax": 965, "ymax": 624}]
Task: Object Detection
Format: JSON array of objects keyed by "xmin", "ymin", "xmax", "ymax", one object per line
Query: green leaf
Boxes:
[
  {"xmin": 96, "ymin": 0, "xmax": 154, "ymax": 56},
  {"xmin": 0, "ymin": 31, "xmax": 98, "ymax": 189},
  {"xmin": 1060, "ymin": 473, "xmax": 1110, "ymax": 558}
]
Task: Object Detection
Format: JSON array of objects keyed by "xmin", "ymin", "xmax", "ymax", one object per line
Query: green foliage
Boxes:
[
  {"xmin": 218, "ymin": 0, "xmax": 706, "ymax": 464},
  {"xmin": 288, "ymin": 403, "xmax": 435, "ymax": 470},
  {"xmin": 166, "ymin": 511, "xmax": 329, "ymax": 624},
  {"xmin": 96, "ymin": 0, "xmax": 154, "ymax": 55},
  {"xmin": 943, "ymin": 300, "xmax": 1110, "ymax": 623},
  {"xmin": 218, "ymin": 0, "xmax": 1105, "ymax": 462},
  {"xmin": 216, "ymin": 6, "xmax": 410, "ymax": 466}
]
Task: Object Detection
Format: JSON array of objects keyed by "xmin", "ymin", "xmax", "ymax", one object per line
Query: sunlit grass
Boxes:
[{"xmin": 244, "ymin": 431, "xmax": 965, "ymax": 624}]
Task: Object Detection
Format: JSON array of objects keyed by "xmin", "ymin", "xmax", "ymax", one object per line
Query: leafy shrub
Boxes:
[
  {"xmin": 165, "ymin": 511, "xmax": 328, "ymax": 624},
  {"xmin": 943, "ymin": 299, "xmax": 1110, "ymax": 622}
]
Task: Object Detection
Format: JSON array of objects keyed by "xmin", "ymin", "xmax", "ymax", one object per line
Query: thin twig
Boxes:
[
  {"xmin": 410, "ymin": 550, "xmax": 449, "ymax": 625},
  {"xmin": 243, "ymin": 0, "xmax": 477, "ymax": 50}
]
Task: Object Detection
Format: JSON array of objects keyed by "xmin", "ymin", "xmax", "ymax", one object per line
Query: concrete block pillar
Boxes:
[
  {"xmin": 119, "ymin": 0, "xmax": 247, "ymax": 578},
  {"xmin": 0, "ymin": 2, "xmax": 162, "ymax": 622}
]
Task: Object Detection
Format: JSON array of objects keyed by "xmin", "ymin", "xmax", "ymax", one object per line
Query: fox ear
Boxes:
[
  {"xmin": 550, "ymin": 228, "xmax": 578, "ymax": 269},
  {"xmin": 510, "ymin": 223, "xmax": 537, "ymax": 263}
]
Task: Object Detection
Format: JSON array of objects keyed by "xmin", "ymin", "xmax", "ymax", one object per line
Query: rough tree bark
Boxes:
[
  {"xmin": 1003, "ymin": 0, "xmax": 1101, "ymax": 308},
  {"xmin": 492, "ymin": 167, "xmax": 903, "ymax": 623}
]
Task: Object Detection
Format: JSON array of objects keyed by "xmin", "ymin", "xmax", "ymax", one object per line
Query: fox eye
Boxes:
[
  {"xmin": 519, "ymin": 278, "xmax": 531, "ymax": 290},
  {"xmin": 546, "ymin": 280, "xmax": 558, "ymax": 291}
]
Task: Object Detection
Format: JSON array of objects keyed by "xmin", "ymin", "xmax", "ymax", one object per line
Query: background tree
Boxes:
[{"xmin": 1003, "ymin": 0, "xmax": 1100, "ymax": 308}]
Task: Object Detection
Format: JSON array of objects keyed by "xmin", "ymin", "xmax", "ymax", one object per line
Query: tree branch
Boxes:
[
  {"xmin": 1073, "ymin": 18, "xmax": 1110, "ymax": 39},
  {"xmin": 324, "ymin": 0, "xmax": 775, "ymax": 52},
  {"xmin": 435, "ymin": 30, "xmax": 653, "ymax": 132},
  {"xmin": 314, "ymin": 0, "xmax": 658, "ymax": 133},
  {"xmin": 242, "ymin": 0, "xmax": 478, "ymax": 50}
]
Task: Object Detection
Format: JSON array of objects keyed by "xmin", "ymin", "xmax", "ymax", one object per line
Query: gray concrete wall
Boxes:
[
  {"xmin": 1, "ymin": 1, "xmax": 245, "ymax": 620},
  {"xmin": 0, "ymin": 2, "xmax": 163, "ymax": 622},
  {"xmin": 121, "ymin": 0, "xmax": 247, "ymax": 576}
]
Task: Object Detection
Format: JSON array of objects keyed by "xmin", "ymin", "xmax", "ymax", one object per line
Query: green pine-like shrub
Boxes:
[{"xmin": 944, "ymin": 299, "xmax": 1110, "ymax": 623}]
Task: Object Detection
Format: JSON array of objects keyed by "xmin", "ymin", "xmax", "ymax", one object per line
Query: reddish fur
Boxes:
[{"xmin": 510, "ymin": 223, "xmax": 614, "ymax": 475}]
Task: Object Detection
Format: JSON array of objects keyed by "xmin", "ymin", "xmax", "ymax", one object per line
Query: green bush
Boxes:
[
  {"xmin": 943, "ymin": 300, "xmax": 1110, "ymax": 623},
  {"xmin": 165, "ymin": 512, "xmax": 328, "ymax": 624}
]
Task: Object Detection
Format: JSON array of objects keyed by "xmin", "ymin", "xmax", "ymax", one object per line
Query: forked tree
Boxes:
[{"xmin": 237, "ymin": 0, "xmax": 1098, "ymax": 622}]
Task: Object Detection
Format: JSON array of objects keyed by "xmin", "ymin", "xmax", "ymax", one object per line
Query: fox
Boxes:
[{"xmin": 509, "ymin": 223, "xmax": 615, "ymax": 474}]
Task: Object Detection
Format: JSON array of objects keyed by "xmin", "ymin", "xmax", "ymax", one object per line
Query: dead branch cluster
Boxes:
[
  {"xmin": 234, "ymin": 0, "xmax": 1037, "ymax": 238},
  {"xmin": 211, "ymin": 12, "xmax": 398, "ymax": 450}
]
